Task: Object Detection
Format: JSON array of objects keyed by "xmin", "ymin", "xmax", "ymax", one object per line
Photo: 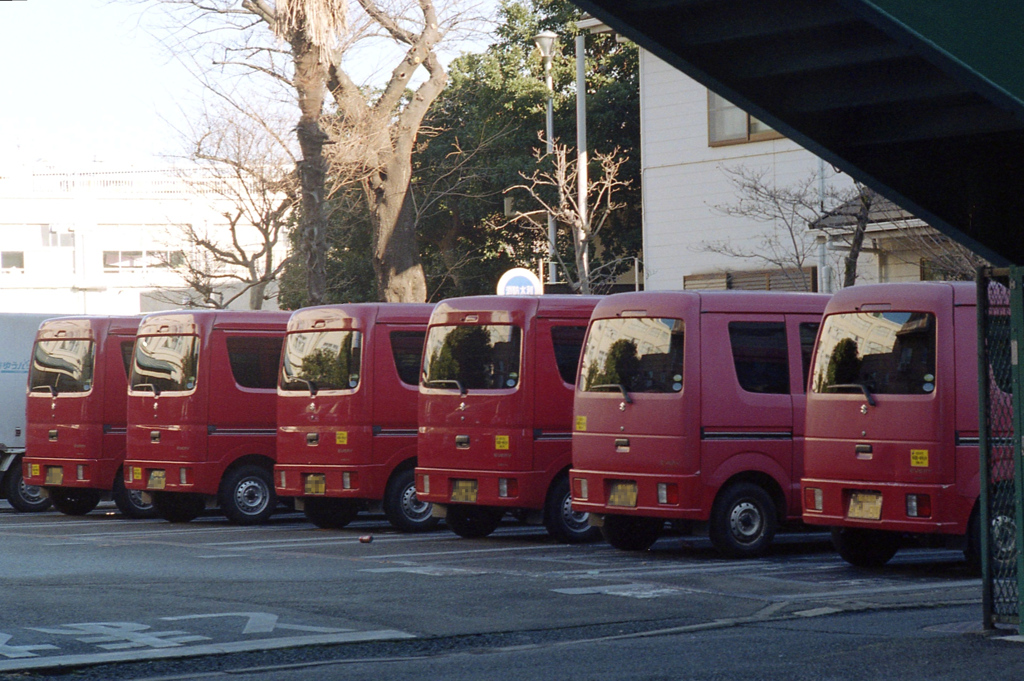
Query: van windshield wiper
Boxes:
[
  {"xmin": 589, "ymin": 383, "xmax": 633, "ymax": 404},
  {"xmin": 423, "ymin": 377, "xmax": 467, "ymax": 397},
  {"xmin": 295, "ymin": 378, "xmax": 318, "ymax": 396},
  {"xmin": 30, "ymin": 385, "xmax": 57, "ymax": 397},
  {"xmin": 825, "ymin": 382, "xmax": 876, "ymax": 406},
  {"xmin": 133, "ymin": 383, "xmax": 162, "ymax": 396}
]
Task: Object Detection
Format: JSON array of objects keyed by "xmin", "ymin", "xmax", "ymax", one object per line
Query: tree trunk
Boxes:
[
  {"xmin": 842, "ymin": 188, "xmax": 872, "ymax": 288},
  {"xmin": 248, "ymin": 280, "xmax": 267, "ymax": 310},
  {"xmin": 366, "ymin": 155, "xmax": 428, "ymax": 302},
  {"xmin": 292, "ymin": 34, "xmax": 329, "ymax": 306}
]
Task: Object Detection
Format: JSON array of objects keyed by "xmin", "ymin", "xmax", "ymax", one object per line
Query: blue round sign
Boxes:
[{"xmin": 497, "ymin": 268, "xmax": 543, "ymax": 296}]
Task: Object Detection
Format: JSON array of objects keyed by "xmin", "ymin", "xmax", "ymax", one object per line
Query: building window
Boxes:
[
  {"xmin": 1, "ymin": 252, "xmax": 24, "ymax": 271},
  {"xmin": 708, "ymin": 91, "xmax": 782, "ymax": 146},
  {"xmin": 103, "ymin": 250, "xmax": 183, "ymax": 272},
  {"xmin": 40, "ymin": 226, "xmax": 75, "ymax": 248}
]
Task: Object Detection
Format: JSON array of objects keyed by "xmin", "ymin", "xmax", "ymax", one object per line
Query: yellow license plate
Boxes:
[
  {"xmin": 304, "ymin": 474, "xmax": 326, "ymax": 495},
  {"xmin": 44, "ymin": 467, "xmax": 63, "ymax": 485},
  {"xmin": 147, "ymin": 470, "xmax": 166, "ymax": 490},
  {"xmin": 607, "ymin": 481, "xmax": 638, "ymax": 507},
  {"xmin": 847, "ymin": 491, "xmax": 882, "ymax": 520},
  {"xmin": 451, "ymin": 479, "xmax": 478, "ymax": 503}
]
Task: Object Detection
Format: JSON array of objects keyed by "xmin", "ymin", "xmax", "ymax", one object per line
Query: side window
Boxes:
[
  {"xmin": 551, "ymin": 325, "xmax": 587, "ymax": 384},
  {"xmin": 799, "ymin": 322, "xmax": 820, "ymax": 391},
  {"xmin": 390, "ymin": 331, "xmax": 425, "ymax": 386},
  {"xmin": 120, "ymin": 340, "xmax": 135, "ymax": 379},
  {"xmin": 226, "ymin": 336, "xmax": 283, "ymax": 390},
  {"xmin": 728, "ymin": 321, "xmax": 789, "ymax": 394}
]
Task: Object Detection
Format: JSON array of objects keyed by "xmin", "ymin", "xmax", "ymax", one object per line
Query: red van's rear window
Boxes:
[
  {"xmin": 29, "ymin": 339, "xmax": 95, "ymax": 394},
  {"xmin": 812, "ymin": 311, "xmax": 936, "ymax": 396},
  {"xmin": 579, "ymin": 317, "xmax": 684, "ymax": 394}
]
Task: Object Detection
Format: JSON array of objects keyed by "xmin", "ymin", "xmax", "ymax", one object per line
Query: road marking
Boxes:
[
  {"xmin": 0, "ymin": 630, "xmax": 415, "ymax": 673},
  {"xmin": 794, "ymin": 607, "xmax": 844, "ymax": 617},
  {"xmin": 553, "ymin": 583, "xmax": 691, "ymax": 599},
  {"xmin": 0, "ymin": 612, "xmax": 415, "ymax": 673},
  {"xmin": 361, "ymin": 566, "xmax": 489, "ymax": 576},
  {"xmin": 161, "ymin": 613, "xmax": 351, "ymax": 635}
]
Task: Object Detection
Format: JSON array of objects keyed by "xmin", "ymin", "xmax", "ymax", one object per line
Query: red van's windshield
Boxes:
[
  {"xmin": 280, "ymin": 330, "xmax": 363, "ymax": 392},
  {"xmin": 811, "ymin": 311, "xmax": 936, "ymax": 396},
  {"xmin": 130, "ymin": 335, "xmax": 199, "ymax": 394},
  {"xmin": 422, "ymin": 325, "xmax": 521, "ymax": 391},
  {"xmin": 29, "ymin": 339, "xmax": 95, "ymax": 394},
  {"xmin": 579, "ymin": 317, "xmax": 684, "ymax": 394}
]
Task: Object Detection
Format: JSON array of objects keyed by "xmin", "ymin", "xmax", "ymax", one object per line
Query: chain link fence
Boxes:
[{"xmin": 979, "ymin": 268, "xmax": 1018, "ymax": 628}]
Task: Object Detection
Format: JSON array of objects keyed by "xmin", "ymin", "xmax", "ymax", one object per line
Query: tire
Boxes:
[
  {"xmin": 600, "ymin": 514, "xmax": 663, "ymax": 551},
  {"xmin": 304, "ymin": 497, "xmax": 359, "ymax": 529},
  {"xmin": 445, "ymin": 505, "xmax": 504, "ymax": 539},
  {"xmin": 544, "ymin": 475, "xmax": 601, "ymax": 543},
  {"xmin": 989, "ymin": 509, "xmax": 1017, "ymax": 574},
  {"xmin": 151, "ymin": 491, "xmax": 205, "ymax": 523},
  {"xmin": 709, "ymin": 482, "xmax": 778, "ymax": 558},
  {"xmin": 830, "ymin": 526, "xmax": 900, "ymax": 568},
  {"xmin": 384, "ymin": 467, "xmax": 439, "ymax": 532},
  {"xmin": 49, "ymin": 487, "xmax": 103, "ymax": 516},
  {"xmin": 3, "ymin": 461, "xmax": 51, "ymax": 512},
  {"xmin": 219, "ymin": 464, "xmax": 276, "ymax": 525},
  {"xmin": 112, "ymin": 472, "xmax": 158, "ymax": 519}
]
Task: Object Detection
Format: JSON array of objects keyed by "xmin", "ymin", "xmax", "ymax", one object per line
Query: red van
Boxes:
[
  {"xmin": 22, "ymin": 316, "xmax": 152, "ymax": 517},
  {"xmin": 801, "ymin": 282, "xmax": 988, "ymax": 567},
  {"xmin": 415, "ymin": 295, "xmax": 600, "ymax": 542},
  {"xmin": 274, "ymin": 303, "xmax": 436, "ymax": 531},
  {"xmin": 570, "ymin": 291, "xmax": 828, "ymax": 557},
  {"xmin": 123, "ymin": 310, "xmax": 288, "ymax": 524}
]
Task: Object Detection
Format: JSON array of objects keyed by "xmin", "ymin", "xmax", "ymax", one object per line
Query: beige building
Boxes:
[
  {"xmin": 639, "ymin": 49, "xmax": 961, "ymax": 293},
  {"xmin": 0, "ymin": 163, "xmax": 290, "ymax": 315}
]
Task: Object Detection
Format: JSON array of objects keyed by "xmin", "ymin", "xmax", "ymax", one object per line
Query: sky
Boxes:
[
  {"xmin": 0, "ymin": 0, "xmax": 496, "ymax": 169},
  {"xmin": 0, "ymin": 0, "xmax": 199, "ymax": 167}
]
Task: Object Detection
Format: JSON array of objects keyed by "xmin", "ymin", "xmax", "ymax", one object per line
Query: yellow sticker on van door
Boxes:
[
  {"xmin": 336, "ymin": 431, "xmax": 348, "ymax": 445},
  {"xmin": 495, "ymin": 435, "xmax": 509, "ymax": 450},
  {"xmin": 576, "ymin": 416, "xmax": 587, "ymax": 432},
  {"xmin": 910, "ymin": 449, "xmax": 929, "ymax": 467}
]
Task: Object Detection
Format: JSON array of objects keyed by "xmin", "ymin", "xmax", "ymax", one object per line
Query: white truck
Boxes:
[{"xmin": 0, "ymin": 313, "xmax": 61, "ymax": 512}]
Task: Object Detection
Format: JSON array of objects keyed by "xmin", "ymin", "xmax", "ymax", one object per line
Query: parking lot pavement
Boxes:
[{"xmin": 0, "ymin": 504, "xmax": 992, "ymax": 679}]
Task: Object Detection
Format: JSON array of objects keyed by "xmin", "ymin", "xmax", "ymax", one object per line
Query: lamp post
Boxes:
[{"xmin": 534, "ymin": 29, "xmax": 558, "ymax": 288}]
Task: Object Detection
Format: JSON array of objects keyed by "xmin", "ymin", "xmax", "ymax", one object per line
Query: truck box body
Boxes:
[
  {"xmin": 274, "ymin": 303, "xmax": 436, "ymax": 531},
  {"xmin": 801, "ymin": 282, "xmax": 983, "ymax": 566},
  {"xmin": 0, "ymin": 313, "xmax": 61, "ymax": 511},
  {"xmin": 23, "ymin": 316, "xmax": 147, "ymax": 516},
  {"xmin": 415, "ymin": 295, "xmax": 601, "ymax": 542},
  {"xmin": 570, "ymin": 291, "xmax": 828, "ymax": 557},
  {"xmin": 123, "ymin": 310, "xmax": 289, "ymax": 524}
]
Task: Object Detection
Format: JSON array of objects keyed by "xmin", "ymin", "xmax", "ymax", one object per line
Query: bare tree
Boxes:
[
  {"xmin": 503, "ymin": 140, "xmax": 631, "ymax": 295},
  {"xmin": 704, "ymin": 165, "xmax": 877, "ymax": 291},
  {"xmin": 154, "ymin": 100, "xmax": 298, "ymax": 309},
  {"xmin": 149, "ymin": 0, "xmax": 481, "ymax": 303}
]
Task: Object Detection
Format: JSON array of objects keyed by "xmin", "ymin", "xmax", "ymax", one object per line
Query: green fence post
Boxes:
[
  {"xmin": 1009, "ymin": 266, "xmax": 1024, "ymax": 635},
  {"xmin": 978, "ymin": 268, "xmax": 994, "ymax": 628}
]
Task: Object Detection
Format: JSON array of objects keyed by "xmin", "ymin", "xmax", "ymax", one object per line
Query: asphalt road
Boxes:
[{"xmin": 0, "ymin": 501, "xmax": 1018, "ymax": 680}]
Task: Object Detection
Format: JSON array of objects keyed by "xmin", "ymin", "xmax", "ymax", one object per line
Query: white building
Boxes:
[
  {"xmin": 0, "ymin": 163, "xmax": 289, "ymax": 315},
  {"xmin": 638, "ymin": 49, "xmax": 950, "ymax": 292}
]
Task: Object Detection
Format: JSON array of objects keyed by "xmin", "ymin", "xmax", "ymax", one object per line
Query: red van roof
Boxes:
[
  {"xmin": 37, "ymin": 315, "xmax": 142, "ymax": 341},
  {"xmin": 823, "ymin": 281, "xmax": 974, "ymax": 316},
  {"xmin": 138, "ymin": 310, "xmax": 290, "ymax": 336},
  {"xmin": 589, "ymin": 290, "xmax": 829, "ymax": 319},
  {"xmin": 430, "ymin": 295, "xmax": 601, "ymax": 324},
  {"xmin": 287, "ymin": 303, "xmax": 434, "ymax": 332}
]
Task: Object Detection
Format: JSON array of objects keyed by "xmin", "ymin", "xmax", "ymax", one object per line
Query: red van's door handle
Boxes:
[
  {"xmin": 455, "ymin": 435, "xmax": 470, "ymax": 449},
  {"xmin": 855, "ymin": 444, "xmax": 872, "ymax": 459},
  {"xmin": 307, "ymin": 432, "xmax": 319, "ymax": 446}
]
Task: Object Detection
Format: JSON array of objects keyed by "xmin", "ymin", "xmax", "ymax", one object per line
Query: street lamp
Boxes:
[{"xmin": 534, "ymin": 29, "xmax": 558, "ymax": 288}]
